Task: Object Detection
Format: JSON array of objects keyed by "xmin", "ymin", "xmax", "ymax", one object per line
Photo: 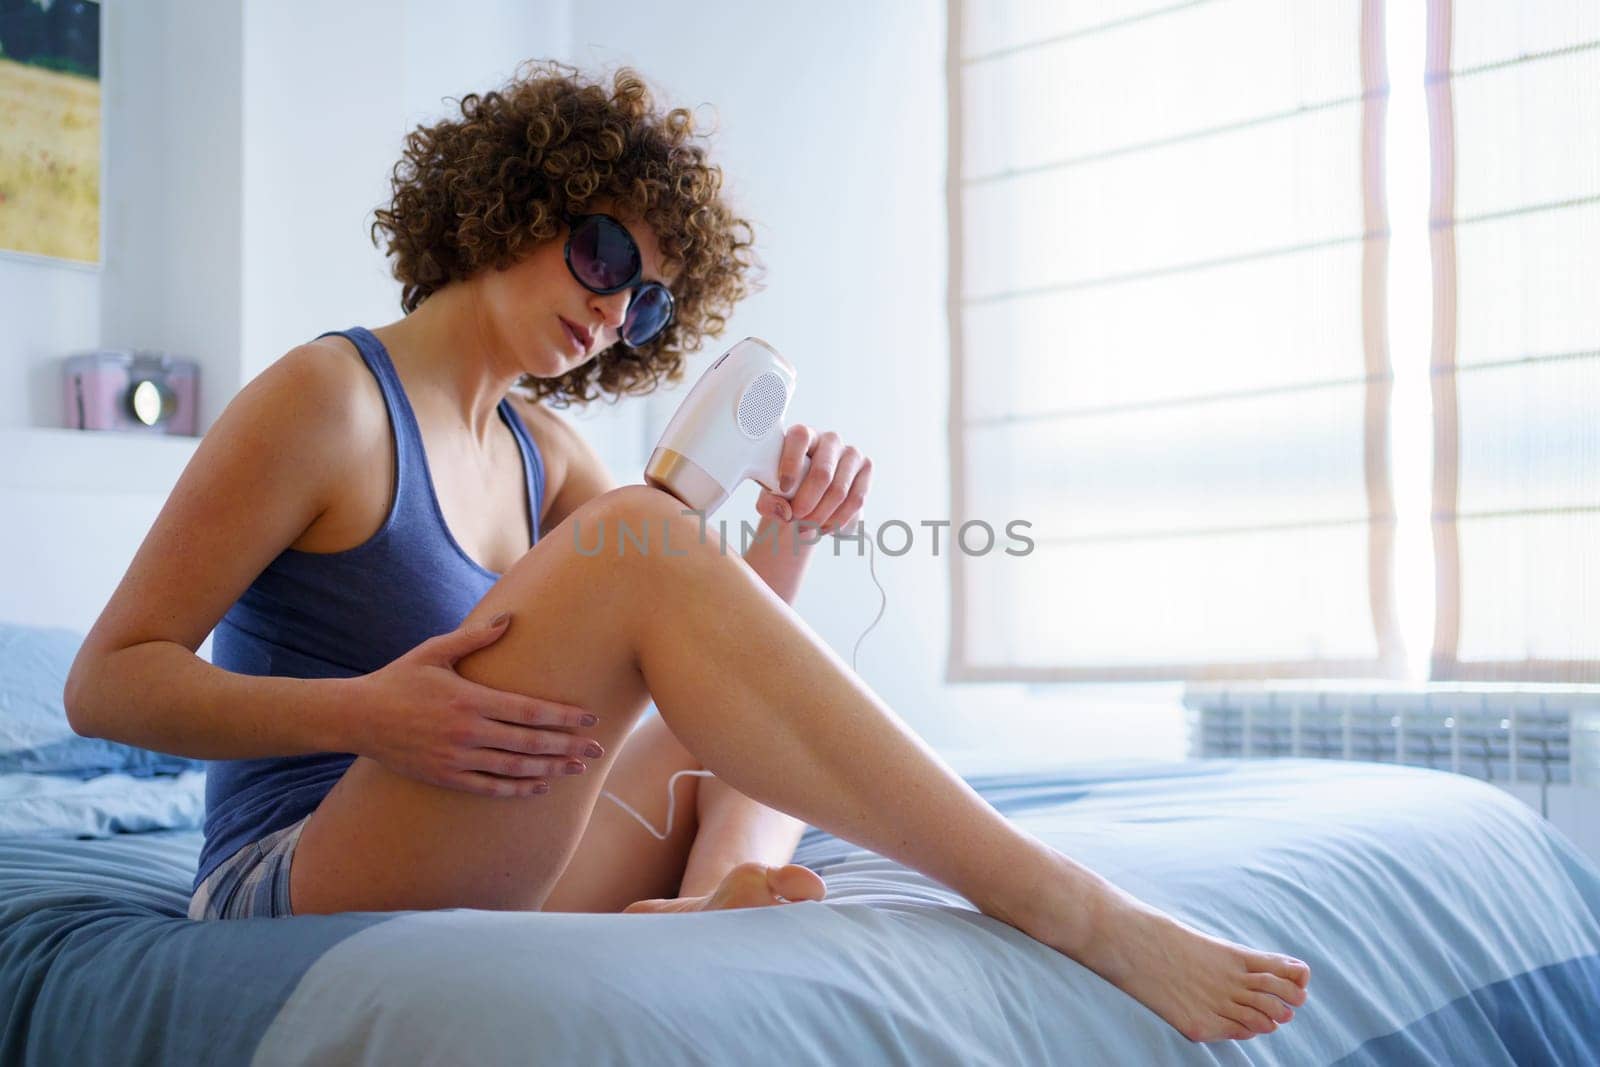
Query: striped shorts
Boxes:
[{"xmin": 187, "ymin": 814, "xmax": 310, "ymax": 921}]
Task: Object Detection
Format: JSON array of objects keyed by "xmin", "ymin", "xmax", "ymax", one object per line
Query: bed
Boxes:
[{"xmin": 3, "ymin": 757, "xmax": 1598, "ymax": 1065}]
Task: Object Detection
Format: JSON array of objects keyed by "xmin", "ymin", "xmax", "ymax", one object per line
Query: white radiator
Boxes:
[{"xmin": 1182, "ymin": 682, "xmax": 1600, "ymax": 867}]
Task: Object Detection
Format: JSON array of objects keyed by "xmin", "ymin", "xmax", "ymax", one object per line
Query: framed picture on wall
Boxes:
[{"xmin": 0, "ymin": 0, "xmax": 102, "ymax": 268}]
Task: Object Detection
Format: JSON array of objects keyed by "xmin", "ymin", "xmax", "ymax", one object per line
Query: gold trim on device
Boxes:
[{"xmin": 644, "ymin": 447, "xmax": 729, "ymax": 515}]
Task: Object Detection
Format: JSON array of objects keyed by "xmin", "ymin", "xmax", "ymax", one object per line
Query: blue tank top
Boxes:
[{"xmin": 193, "ymin": 326, "xmax": 545, "ymax": 892}]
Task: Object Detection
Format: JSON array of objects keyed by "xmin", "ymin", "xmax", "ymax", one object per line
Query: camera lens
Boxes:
[{"xmin": 127, "ymin": 379, "xmax": 172, "ymax": 427}]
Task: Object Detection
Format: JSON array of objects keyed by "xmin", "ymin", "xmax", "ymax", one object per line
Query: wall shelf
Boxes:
[{"xmin": 0, "ymin": 426, "xmax": 200, "ymax": 495}]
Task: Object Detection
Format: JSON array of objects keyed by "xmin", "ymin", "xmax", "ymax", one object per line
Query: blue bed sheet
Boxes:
[{"xmin": 3, "ymin": 759, "xmax": 1598, "ymax": 1065}]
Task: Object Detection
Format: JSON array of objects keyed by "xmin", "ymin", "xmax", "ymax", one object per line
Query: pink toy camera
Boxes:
[{"xmin": 63, "ymin": 351, "xmax": 200, "ymax": 436}]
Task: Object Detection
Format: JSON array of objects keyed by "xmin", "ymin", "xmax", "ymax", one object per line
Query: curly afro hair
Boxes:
[{"xmin": 370, "ymin": 60, "xmax": 761, "ymax": 407}]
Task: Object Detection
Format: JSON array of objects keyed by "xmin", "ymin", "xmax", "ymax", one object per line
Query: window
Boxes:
[
  {"xmin": 1426, "ymin": 0, "xmax": 1600, "ymax": 683},
  {"xmin": 948, "ymin": 0, "xmax": 1599, "ymax": 685},
  {"xmin": 948, "ymin": 0, "xmax": 1398, "ymax": 681}
]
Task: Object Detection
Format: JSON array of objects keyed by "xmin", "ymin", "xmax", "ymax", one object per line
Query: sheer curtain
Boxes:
[
  {"xmin": 948, "ymin": 0, "xmax": 1402, "ymax": 681},
  {"xmin": 1427, "ymin": 0, "xmax": 1600, "ymax": 684}
]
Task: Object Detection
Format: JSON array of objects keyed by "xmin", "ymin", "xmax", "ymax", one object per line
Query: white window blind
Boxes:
[
  {"xmin": 1427, "ymin": 0, "xmax": 1600, "ymax": 683},
  {"xmin": 948, "ymin": 0, "xmax": 1402, "ymax": 681}
]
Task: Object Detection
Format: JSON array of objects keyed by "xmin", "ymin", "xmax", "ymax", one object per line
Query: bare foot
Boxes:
[
  {"xmin": 999, "ymin": 856, "xmax": 1312, "ymax": 1043},
  {"xmin": 622, "ymin": 862, "xmax": 827, "ymax": 914}
]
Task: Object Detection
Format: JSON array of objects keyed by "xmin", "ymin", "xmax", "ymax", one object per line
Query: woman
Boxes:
[{"xmin": 63, "ymin": 62, "xmax": 1309, "ymax": 1043}]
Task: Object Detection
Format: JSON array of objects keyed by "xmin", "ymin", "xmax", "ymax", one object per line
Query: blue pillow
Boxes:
[
  {"xmin": 0, "ymin": 622, "xmax": 205, "ymax": 779},
  {"xmin": 0, "ymin": 769, "xmax": 206, "ymax": 837}
]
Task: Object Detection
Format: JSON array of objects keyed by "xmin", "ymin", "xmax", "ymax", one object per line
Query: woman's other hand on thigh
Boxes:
[{"xmin": 344, "ymin": 612, "xmax": 605, "ymax": 797}]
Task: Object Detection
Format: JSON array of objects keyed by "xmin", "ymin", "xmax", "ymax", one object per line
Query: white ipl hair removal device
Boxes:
[{"xmin": 643, "ymin": 337, "xmax": 812, "ymax": 515}]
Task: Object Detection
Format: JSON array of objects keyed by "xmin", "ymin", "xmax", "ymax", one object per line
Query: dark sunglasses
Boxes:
[{"xmin": 563, "ymin": 213, "xmax": 676, "ymax": 348}]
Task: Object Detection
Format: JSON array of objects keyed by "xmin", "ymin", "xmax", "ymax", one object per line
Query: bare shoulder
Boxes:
[
  {"xmin": 218, "ymin": 335, "xmax": 392, "ymax": 541},
  {"xmin": 277, "ymin": 334, "xmax": 386, "ymax": 428},
  {"xmin": 503, "ymin": 392, "xmax": 619, "ymax": 531},
  {"xmin": 232, "ymin": 335, "xmax": 385, "ymax": 444}
]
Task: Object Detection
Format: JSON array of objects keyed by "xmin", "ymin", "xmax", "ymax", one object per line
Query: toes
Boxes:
[
  {"xmin": 1186, "ymin": 1016, "xmax": 1255, "ymax": 1042},
  {"xmin": 1249, "ymin": 952, "xmax": 1312, "ymax": 989},
  {"xmin": 1237, "ymin": 990, "xmax": 1294, "ymax": 1024},
  {"xmin": 768, "ymin": 864, "xmax": 826, "ymax": 904},
  {"xmin": 1246, "ymin": 971, "xmax": 1309, "ymax": 1007},
  {"xmin": 706, "ymin": 864, "xmax": 827, "ymax": 910},
  {"xmin": 1223, "ymin": 1003, "xmax": 1278, "ymax": 1036},
  {"xmin": 741, "ymin": 862, "xmax": 781, "ymax": 896}
]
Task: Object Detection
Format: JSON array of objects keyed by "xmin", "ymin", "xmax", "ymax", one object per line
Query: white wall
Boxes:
[
  {"xmin": 99, "ymin": 0, "xmax": 244, "ymax": 430},
  {"xmin": 0, "ymin": 428, "xmax": 202, "ymax": 637},
  {"xmin": 0, "ymin": 258, "xmax": 98, "ymax": 429}
]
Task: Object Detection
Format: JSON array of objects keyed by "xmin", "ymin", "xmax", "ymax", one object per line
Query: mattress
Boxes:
[{"xmin": 2, "ymin": 759, "xmax": 1598, "ymax": 1065}]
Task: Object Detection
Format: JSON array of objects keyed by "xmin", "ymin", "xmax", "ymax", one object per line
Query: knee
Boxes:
[
  {"xmin": 564, "ymin": 485, "xmax": 720, "ymax": 565},
  {"xmin": 589, "ymin": 483, "xmax": 694, "ymax": 521}
]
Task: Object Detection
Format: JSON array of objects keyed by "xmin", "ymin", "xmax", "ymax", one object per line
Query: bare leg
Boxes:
[
  {"xmin": 677, "ymin": 774, "xmax": 808, "ymax": 898},
  {"xmin": 539, "ymin": 713, "xmax": 704, "ymax": 914},
  {"xmin": 289, "ymin": 486, "xmax": 1309, "ymax": 1042},
  {"xmin": 620, "ymin": 763, "xmax": 821, "ymax": 913},
  {"xmin": 540, "ymin": 712, "xmax": 819, "ymax": 914}
]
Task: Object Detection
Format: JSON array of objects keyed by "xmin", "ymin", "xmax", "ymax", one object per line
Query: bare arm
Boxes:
[
  {"xmin": 63, "ymin": 342, "xmax": 375, "ymax": 759},
  {"xmin": 739, "ymin": 515, "xmax": 816, "ymax": 605},
  {"xmin": 742, "ymin": 424, "xmax": 872, "ymax": 607}
]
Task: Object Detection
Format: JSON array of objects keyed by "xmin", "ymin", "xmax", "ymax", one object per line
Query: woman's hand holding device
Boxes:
[
  {"xmin": 754, "ymin": 422, "xmax": 872, "ymax": 531},
  {"xmin": 348, "ymin": 611, "xmax": 604, "ymax": 798}
]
